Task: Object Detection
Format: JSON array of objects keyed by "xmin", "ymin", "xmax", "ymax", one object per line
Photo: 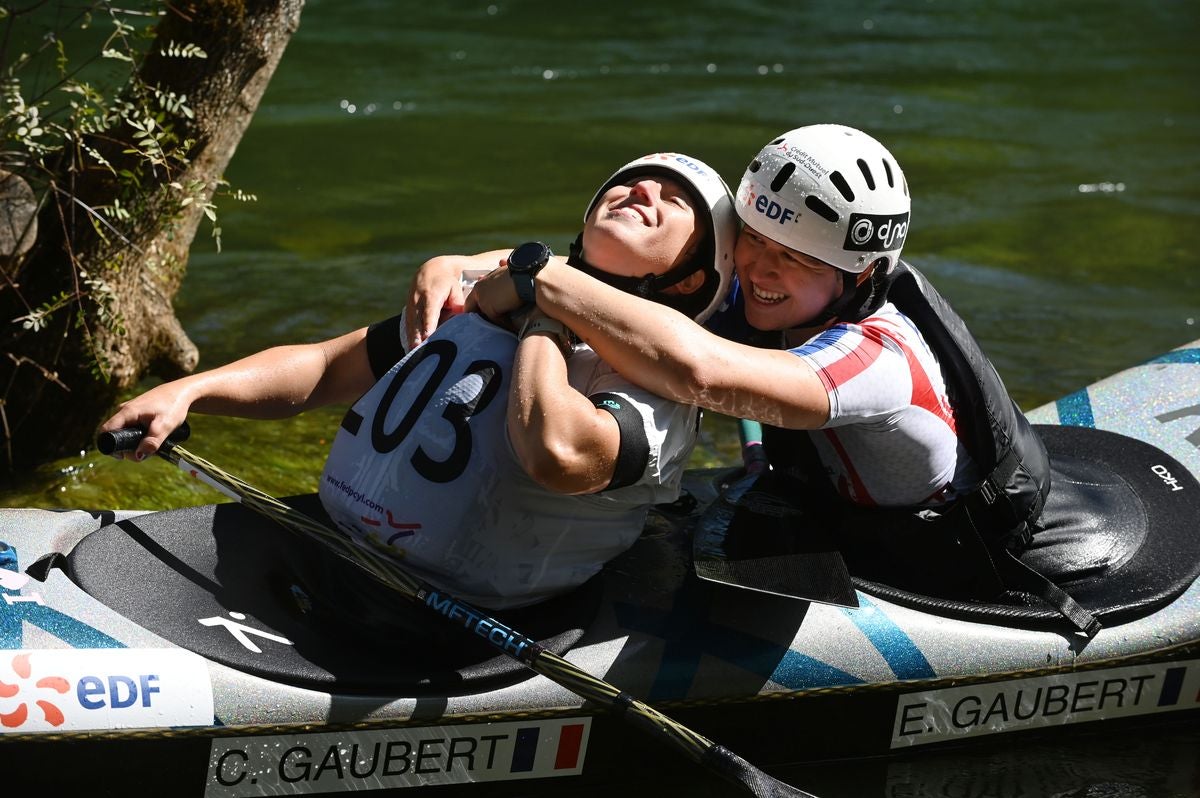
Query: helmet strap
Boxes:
[
  {"xmin": 787, "ymin": 258, "xmax": 895, "ymax": 329},
  {"xmin": 566, "ymin": 233, "xmax": 711, "ymax": 318},
  {"xmin": 840, "ymin": 260, "xmax": 895, "ymax": 322}
]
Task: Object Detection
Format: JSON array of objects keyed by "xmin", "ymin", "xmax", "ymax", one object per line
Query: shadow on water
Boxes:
[
  {"xmin": 778, "ymin": 720, "xmax": 1200, "ymax": 798},
  {"xmin": 558, "ymin": 720, "xmax": 1200, "ymax": 798}
]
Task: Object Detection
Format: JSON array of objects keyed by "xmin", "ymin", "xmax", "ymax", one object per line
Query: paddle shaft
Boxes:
[
  {"xmin": 739, "ymin": 418, "xmax": 769, "ymax": 475},
  {"xmin": 102, "ymin": 427, "xmax": 816, "ymax": 798}
]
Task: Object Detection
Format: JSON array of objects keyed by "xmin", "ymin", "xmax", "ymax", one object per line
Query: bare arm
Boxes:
[
  {"xmin": 99, "ymin": 328, "xmax": 374, "ymax": 460},
  {"xmin": 506, "ymin": 312, "xmax": 621, "ymax": 494},
  {"xmin": 468, "ymin": 259, "xmax": 831, "ymax": 429}
]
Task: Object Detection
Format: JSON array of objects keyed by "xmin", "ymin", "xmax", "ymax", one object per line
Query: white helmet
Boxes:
[
  {"xmin": 574, "ymin": 152, "xmax": 738, "ymax": 323},
  {"xmin": 736, "ymin": 124, "xmax": 910, "ymax": 275}
]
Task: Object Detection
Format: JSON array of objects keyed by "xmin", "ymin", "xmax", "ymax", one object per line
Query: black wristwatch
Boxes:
[{"xmin": 507, "ymin": 241, "xmax": 552, "ymax": 305}]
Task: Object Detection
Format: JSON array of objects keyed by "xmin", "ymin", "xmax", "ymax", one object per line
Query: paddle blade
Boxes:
[
  {"xmin": 704, "ymin": 744, "xmax": 819, "ymax": 797},
  {"xmin": 693, "ymin": 471, "xmax": 859, "ymax": 608},
  {"xmin": 694, "ymin": 550, "xmax": 859, "ymax": 608}
]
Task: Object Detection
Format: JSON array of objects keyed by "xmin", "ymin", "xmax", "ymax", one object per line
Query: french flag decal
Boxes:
[
  {"xmin": 511, "ymin": 722, "xmax": 587, "ymax": 772},
  {"xmin": 1156, "ymin": 666, "xmax": 1190, "ymax": 706}
]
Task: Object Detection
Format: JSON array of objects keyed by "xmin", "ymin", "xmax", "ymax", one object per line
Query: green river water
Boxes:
[
  {"xmin": 4, "ymin": 0, "xmax": 1197, "ymax": 510},
  {"xmin": 2, "ymin": 2, "xmax": 1198, "ymax": 794}
]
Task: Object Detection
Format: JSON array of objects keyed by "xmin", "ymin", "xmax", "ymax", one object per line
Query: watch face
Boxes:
[{"xmin": 509, "ymin": 241, "xmax": 550, "ymax": 273}]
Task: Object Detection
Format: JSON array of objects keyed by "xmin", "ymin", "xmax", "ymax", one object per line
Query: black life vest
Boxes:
[{"xmin": 759, "ymin": 261, "xmax": 1100, "ymax": 636}]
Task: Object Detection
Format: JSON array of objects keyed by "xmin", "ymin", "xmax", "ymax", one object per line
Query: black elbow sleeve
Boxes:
[{"xmin": 591, "ymin": 392, "xmax": 649, "ymax": 490}]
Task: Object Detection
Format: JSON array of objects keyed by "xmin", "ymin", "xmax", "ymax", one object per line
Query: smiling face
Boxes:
[
  {"xmin": 580, "ymin": 176, "xmax": 702, "ymax": 278},
  {"xmin": 734, "ymin": 224, "xmax": 845, "ymax": 331}
]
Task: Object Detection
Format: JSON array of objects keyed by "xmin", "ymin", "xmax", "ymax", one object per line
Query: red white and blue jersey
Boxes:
[{"xmin": 788, "ymin": 302, "xmax": 979, "ymax": 507}]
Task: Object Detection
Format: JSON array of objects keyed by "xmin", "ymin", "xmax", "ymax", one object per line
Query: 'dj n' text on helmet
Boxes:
[{"xmin": 736, "ymin": 125, "xmax": 910, "ymax": 275}]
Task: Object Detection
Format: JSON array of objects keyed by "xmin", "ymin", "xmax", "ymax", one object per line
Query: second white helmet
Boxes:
[{"xmin": 736, "ymin": 124, "xmax": 910, "ymax": 275}]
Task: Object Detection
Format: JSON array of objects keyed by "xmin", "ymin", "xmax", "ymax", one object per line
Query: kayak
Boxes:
[{"xmin": 1, "ymin": 338, "xmax": 1198, "ymax": 797}]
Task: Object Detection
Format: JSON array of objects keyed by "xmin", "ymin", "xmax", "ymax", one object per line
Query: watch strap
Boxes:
[
  {"xmin": 520, "ymin": 317, "xmax": 576, "ymax": 358},
  {"xmin": 511, "ymin": 271, "xmax": 537, "ymax": 304}
]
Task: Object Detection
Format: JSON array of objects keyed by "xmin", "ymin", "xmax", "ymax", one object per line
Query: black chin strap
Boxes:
[
  {"xmin": 566, "ymin": 233, "xmax": 709, "ymax": 318},
  {"xmin": 567, "ymin": 233, "xmax": 697, "ymax": 296}
]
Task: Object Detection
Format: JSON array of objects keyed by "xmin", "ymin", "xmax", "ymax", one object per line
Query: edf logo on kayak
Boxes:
[{"xmin": 0, "ymin": 652, "xmax": 160, "ymax": 729}]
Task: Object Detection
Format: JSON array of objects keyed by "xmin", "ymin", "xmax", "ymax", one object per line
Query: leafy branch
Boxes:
[{"xmin": 1, "ymin": 0, "xmax": 243, "ymax": 383}]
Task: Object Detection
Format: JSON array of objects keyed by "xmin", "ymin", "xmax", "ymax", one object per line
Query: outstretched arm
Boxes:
[
  {"xmin": 506, "ymin": 311, "xmax": 621, "ymax": 494},
  {"xmin": 468, "ymin": 259, "xmax": 832, "ymax": 429},
  {"xmin": 99, "ymin": 328, "xmax": 375, "ymax": 460}
]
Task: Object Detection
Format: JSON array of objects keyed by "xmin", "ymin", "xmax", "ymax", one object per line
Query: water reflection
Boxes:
[
  {"xmin": 3, "ymin": 1, "xmax": 1198, "ymax": 505},
  {"xmin": 1, "ymin": 0, "xmax": 1195, "ymax": 503},
  {"xmin": 867, "ymin": 722, "xmax": 1200, "ymax": 798}
]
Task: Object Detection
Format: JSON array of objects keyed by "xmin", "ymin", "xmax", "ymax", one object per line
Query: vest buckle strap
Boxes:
[{"xmin": 979, "ymin": 479, "xmax": 1000, "ymax": 505}]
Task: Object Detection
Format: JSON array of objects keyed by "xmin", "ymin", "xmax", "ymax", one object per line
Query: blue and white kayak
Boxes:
[{"xmin": 0, "ymin": 339, "xmax": 1198, "ymax": 797}]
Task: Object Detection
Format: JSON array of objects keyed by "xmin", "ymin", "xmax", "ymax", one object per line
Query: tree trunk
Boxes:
[{"xmin": 0, "ymin": 0, "xmax": 304, "ymax": 469}]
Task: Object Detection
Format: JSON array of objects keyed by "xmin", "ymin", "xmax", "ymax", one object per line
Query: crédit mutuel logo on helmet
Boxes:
[
  {"xmin": 844, "ymin": 211, "xmax": 909, "ymax": 252},
  {"xmin": 776, "ymin": 143, "xmax": 830, "ymax": 182}
]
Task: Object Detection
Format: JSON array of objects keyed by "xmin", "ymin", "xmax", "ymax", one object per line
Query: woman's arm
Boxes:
[
  {"xmin": 468, "ymin": 259, "xmax": 832, "ymax": 429},
  {"xmin": 99, "ymin": 328, "xmax": 374, "ymax": 460},
  {"xmin": 506, "ymin": 312, "xmax": 621, "ymax": 494},
  {"xmin": 404, "ymin": 250, "xmax": 510, "ymax": 349}
]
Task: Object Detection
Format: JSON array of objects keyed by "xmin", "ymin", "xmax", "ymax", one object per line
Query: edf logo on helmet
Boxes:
[
  {"xmin": 751, "ymin": 193, "xmax": 801, "ymax": 225},
  {"xmin": 642, "ymin": 152, "xmax": 711, "ymax": 178},
  {"xmin": 672, "ymin": 154, "xmax": 710, "ymax": 176},
  {"xmin": 748, "ymin": 190, "xmax": 910, "ymax": 255}
]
